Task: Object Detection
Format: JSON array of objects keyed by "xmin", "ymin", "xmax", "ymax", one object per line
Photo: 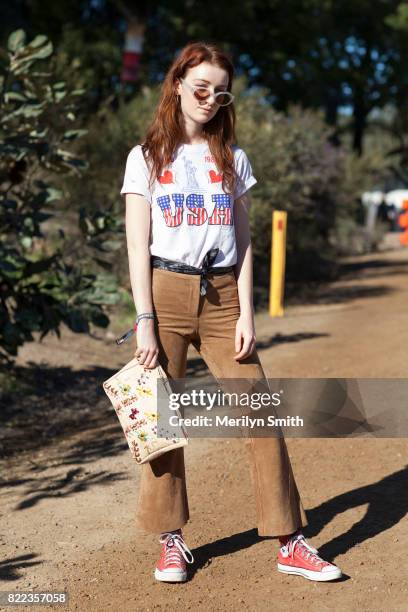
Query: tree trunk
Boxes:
[{"xmin": 352, "ymin": 90, "xmax": 368, "ymax": 156}]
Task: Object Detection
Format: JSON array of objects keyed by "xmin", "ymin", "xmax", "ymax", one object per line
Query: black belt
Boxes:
[{"xmin": 151, "ymin": 247, "xmax": 234, "ymax": 296}]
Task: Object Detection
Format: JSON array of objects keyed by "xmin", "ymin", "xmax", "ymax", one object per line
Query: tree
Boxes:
[{"xmin": 0, "ymin": 29, "xmax": 122, "ymax": 366}]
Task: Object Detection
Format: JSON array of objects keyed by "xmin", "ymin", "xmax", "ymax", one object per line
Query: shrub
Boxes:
[{"xmin": 0, "ymin": 30, "xmax": 122, "ymax": 365}]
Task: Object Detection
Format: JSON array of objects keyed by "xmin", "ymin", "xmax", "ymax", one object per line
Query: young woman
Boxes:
[{"xmin": 121, "ymin": 41, "xmax": 342, "ymax": 584}]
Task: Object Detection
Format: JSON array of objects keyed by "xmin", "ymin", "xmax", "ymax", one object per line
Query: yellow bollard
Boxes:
[{"xmin": 269, "ymin": 210, "xmax": 287, "ymax": 317}]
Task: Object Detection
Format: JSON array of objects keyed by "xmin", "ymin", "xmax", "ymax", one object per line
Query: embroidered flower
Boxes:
[
  {"xmin": 136, "ymin": 385, "xmax": 153, "ymax": 397},
  {"xmin": 129, "ymin": 407, "xmax": 139, "ymax": 419},
  {"xmin": 138, "ymin": 431, "xmax": 148, "ymax": 442},
  {"xmin": 119, "ymin": 383, "xmax": 132, "ymax": 395}
]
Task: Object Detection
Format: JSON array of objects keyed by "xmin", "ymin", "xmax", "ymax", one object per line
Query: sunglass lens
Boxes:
[
  {"xmin": 215, "ymin": 92, "xmax": 233, "ymax": 106},
  {"xmin": 193, "ymin": 87, "xmax": 233, "ymax": 106},
  {"xmin": 194, "ymin": 88, "xmax": 210, "ymax": 101}
]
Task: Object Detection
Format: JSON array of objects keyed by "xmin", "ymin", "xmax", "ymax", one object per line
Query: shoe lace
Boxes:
[
  {"xmin": 159, "ymin": 532, "xmax": 194, "ymax": 565},
  {"xmin": 287, "ymin": 534, "xmax": 327, "ymax": 567}
]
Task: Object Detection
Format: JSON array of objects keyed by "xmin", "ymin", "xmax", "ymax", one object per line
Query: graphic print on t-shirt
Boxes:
[
  {"xmin": 158, "ymin": 170, "xmax": 174, "ymax": 184},
  {"xmin": 208, "ymin": 169, "xmax": 222, "ymax": 183},
  {"xmin": 120, "ymin": 143, "xmax": 257, "ymax": 268},
  {"xmin": 156, "ymin": 152, "xmax": 233, "ymax": 229}
]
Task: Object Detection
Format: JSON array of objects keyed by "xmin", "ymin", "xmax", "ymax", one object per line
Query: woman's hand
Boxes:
[
  {"xmin": 234, "ymin": 311, "xmax": 256, "ymax": 360},
  {"xmin": 134, "ymin": 319, "xmax": 160, "ymax": 368}
]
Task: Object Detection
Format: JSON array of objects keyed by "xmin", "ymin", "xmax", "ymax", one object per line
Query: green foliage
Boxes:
[
  {"xmin": 233, "ymin": 79, "xmax": 391, "ymax": 300},
  {"xmin": 385, "ymin": 2, "xmax": 408, "ymax": 30},
  {"xmin": 52, "ymin": 22, "xmax": 122, "ymax": 111},
  {"xmin": 0, "ymin": 29, "xmax": 122, "ymax": 366},
  {"xmin": 60, "ymin": 84, "xmax": 161, "ymax": 285}
]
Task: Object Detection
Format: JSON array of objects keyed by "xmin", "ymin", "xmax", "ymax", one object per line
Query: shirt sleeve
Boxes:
[
  {"xmin": 234, "ymin": 148, "xmax": 257, "ymax": 200},
  {"xmin": 120, "ymin": 145, "xmax": 152, "ymax": 203}
]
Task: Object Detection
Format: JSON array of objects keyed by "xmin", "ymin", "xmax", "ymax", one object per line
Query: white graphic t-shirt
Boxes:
[{"xmin": 120, "ymin": 142, "xmax": 257, "ymax": 268}]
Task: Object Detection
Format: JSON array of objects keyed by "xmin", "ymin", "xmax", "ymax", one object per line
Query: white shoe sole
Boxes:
[
  {"xmin": 154, "ymin": 567, "xmax": 187, "ymax": 582},
  {"xmin": 278, "ymin": 563, "xmax": 342, "ymax": 582}
]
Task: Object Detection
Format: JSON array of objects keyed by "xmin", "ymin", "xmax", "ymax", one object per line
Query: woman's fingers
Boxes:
[
  {"xmin": 135, "ymin": 347, "xmax": 149, "ymax": 365},
  {"xmin": 235, "ymin": 329, "xmax": 243, "ymax": 354},
  {"xmin": 135, "ymin": 347, "xmax": 159, "ymax": 368},
  {"xmin": 135, "ymin": 323, "xmax": 159, "ymax": 368},
  {"xmin": 134, "ymin": 347, "xmax": 146, "ymax": 362},
  {"xmin": 144, "ymin": 348, "xmax": 159, "ymax": 369},
  {"xmin": 234, "ymin": 334, "xmax": 255, "ymax": 360}
]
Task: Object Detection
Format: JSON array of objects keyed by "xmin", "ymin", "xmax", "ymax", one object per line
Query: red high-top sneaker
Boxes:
[
  {"xmin": 154, "ymin": 529, "xmax": 194, "ymax": 582},
  {"xmin": 277, "ymin": 533, "xmax": 342, "ymax": 581}
]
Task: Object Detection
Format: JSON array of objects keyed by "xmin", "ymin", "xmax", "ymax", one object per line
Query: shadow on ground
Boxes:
[
  {"xmin": 284, "ymin": 255, "xmax": 408, "ymax": 307},
  {"xmin": 188, "ymin": 465, "xmax": 408, "ymax": 577}
]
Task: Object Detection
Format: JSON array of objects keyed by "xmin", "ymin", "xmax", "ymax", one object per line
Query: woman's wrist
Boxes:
[
  {"xmin": 137, "ymin": 317, "xmax": 155, "ymax": 326},
  {"xmin": 136, "ymin": 312, "xmax": 155, "ymax": 324},
  {"xmin": 239, "ymin": 305, "xmax": 254, "ymax": 318}
]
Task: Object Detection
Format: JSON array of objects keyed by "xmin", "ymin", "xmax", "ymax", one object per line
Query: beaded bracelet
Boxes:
[
  {"xmin": 115, "ymin": 312, "xmax": 155, "ymax": 345},
  {"xmin": 136, "ymin": 312, "xmax": 155, "ymax": 324},
  {"xmin": 133, "ymin": 312, "xmax": 155, "ymax": 331}
]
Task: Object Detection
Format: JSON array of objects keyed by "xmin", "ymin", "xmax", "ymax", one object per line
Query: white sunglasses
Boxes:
[{"xmin": 179, "ymin": 78, "xmax": 234, "ymax": 107}]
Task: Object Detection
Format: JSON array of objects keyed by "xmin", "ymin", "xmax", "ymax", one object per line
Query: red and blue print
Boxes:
[
  {"xmin": 156, "ymin": 194, "xmax": 184, "ymax": 227},
  {"xmin": 156, "ymin": 193, "xmax": 233, "ymax": 228}
]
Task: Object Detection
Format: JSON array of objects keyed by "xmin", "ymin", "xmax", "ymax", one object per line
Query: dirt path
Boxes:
[{"xmin": 1, "ymin": 241, "xmax": 408, "ymax": 611}]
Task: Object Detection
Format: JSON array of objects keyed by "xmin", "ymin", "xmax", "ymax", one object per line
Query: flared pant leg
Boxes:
[
  {"xmin": 134, "ymin": 269, "xmax": 193, "ymax": 534},
  {"xmin": 196, "ymin": 272, "xmax": 309, "ymax": 537}
]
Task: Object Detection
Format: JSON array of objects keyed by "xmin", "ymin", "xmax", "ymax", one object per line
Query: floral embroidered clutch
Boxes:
[{"xmin": 102, "ymin": 356, "xmax": 188, "ymax": 464}]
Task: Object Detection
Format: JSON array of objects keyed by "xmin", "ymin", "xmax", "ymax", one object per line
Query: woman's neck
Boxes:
[
  {"xmin": 181, "ymin": 137, "xmax": 207, "ymax": 145},
  {"xmin": 180, "ymin": 122, "xmax": 207, "ymax": 145}
]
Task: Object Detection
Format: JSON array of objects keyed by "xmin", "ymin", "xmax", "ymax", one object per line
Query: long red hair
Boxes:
[{"xmin": 141, "ymin": 41, "xmax": 237, "ymax": 196}]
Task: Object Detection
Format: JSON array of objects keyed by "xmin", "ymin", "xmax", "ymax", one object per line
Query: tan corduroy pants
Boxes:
[{"xmin": 135, "ymin": 266, "xmax": 308, "ymax": 537}]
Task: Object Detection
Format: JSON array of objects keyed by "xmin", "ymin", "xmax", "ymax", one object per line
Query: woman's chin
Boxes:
[{"xmin": 195, "ymin": 109, "xmax": 214, "ymax": 122}]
